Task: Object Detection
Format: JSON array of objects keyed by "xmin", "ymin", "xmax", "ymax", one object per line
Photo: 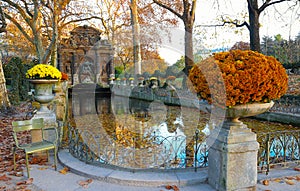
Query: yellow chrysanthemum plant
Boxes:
[
  {"xmin": 26, "ymin": 64, "xmax": 62, "ymax": 80},
  {"xmin": 188, "ymin": 50, "xmax": 288, "ymax": 107}
]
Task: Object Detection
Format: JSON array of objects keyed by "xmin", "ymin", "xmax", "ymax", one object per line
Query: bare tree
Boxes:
[
  {"xmin": 0, "ymin": 6, "xmax": 10, "ymax": 109},
  {"xmin": 221, "ymin": 0, "xmax": 300, "ymax": 52},
  {"xmin": 153, "ymin": 0, "xmax": 196, "ymax": 75},
  {"xmin": 0, "ymin": 0, "xmax": 99, "ymax": 65},
  {"xmin": 95, "ymin": 0, "xmax": 131, "ymax": 42},
  {"xmin": 131, "ymin": 0, "xmax": 142, "ymax": 75},
  {"xmin": 94, "ymin": 0, "xmax": 178, "ymax": 75}
]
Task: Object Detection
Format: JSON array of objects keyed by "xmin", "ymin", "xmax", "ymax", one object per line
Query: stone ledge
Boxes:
[
  {"xmin": 254, "ymin": 112, "xmax": 300, "ymax": 126},
  {"xmin": 58, "ymin": 149, "xmax": 207, "ymax": 187}
]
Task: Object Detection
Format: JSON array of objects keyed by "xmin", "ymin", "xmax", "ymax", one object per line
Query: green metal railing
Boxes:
[{"xmin": 257, "ymin": 130, "xmax": 300, "ymax": 174}]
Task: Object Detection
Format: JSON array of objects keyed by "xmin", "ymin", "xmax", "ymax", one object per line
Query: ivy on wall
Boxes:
[{"xmin": 4, "ymin": 57, "xmax": 33, "ymax": 105}]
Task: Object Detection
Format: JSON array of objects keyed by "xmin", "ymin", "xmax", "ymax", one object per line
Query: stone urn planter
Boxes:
[
  {"xmin": 188, "ymin": 50, "xmax": 288, "ymax": 191},
  {"xmin": 29, "ymin": 79, "xmax": 58, "ymax": 113},
  {"xmin": 206, "ymin": 101, "xmax": 274, "ymax": 191},
  {"xmin": 28, "ymin": 79, "xmax": 58, "ymax": 145},
  {"xmin": 26, "ymin": 64, "xmax": 62, "ymax": 145},
  {"xmin": 226, "ymin": 101, "xmax": 274, "ymax": 124}
]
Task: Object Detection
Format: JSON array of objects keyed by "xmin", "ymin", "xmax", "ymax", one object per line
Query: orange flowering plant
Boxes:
[
  {"xmin": 188, "ymin": 50, "xmax": 288, "ymax": 107},
  {"xmin": 61, "ymin": 72, "xmax": 68, "ymax": 81}
]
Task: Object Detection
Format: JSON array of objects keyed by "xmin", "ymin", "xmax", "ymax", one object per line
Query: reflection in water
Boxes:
[
  {"xmin": 68, "ymin": 92, "xmax": 300, "ymax": 172},
  {"xmin": 69, "ymin": 94, "xmax": 210, "ymax": 170}
]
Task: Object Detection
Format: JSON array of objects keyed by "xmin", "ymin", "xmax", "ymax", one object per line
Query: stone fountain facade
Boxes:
[{"xmin": 58, "ymin": 25, "xmax": 114, "ymax": 86}]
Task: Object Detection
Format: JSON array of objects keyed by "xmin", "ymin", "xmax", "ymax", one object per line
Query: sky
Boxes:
[{"xmin": 159, "ymin": 0, "xmax": 300, "ymax": 64}]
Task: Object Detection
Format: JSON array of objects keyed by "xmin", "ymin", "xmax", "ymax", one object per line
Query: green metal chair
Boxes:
[{"xmin": 12, "ymin": 118, "xmax": 58, "ymax": 178}]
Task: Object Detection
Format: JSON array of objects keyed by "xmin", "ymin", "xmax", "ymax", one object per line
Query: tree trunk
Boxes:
[
  {"xmin": 50, "ymin": 0, "xmax": 59, "ymax": 67},
  {"xmin": 184, "ymin": 24, "xmax": 194, "ymax": 75},
  {"xmin": 153, "ymin": 0, "xmax": 196, "ymax": 75},
  {"xmin": 33, "ymin": 17, "xmax": 46, "ymax": 63},
  {"xmin": 0, "ymin": 54, "xmax": 11, "ymax": 109},
  {"xmin": 248, "ymin": 1, "xmax": 261, "ymax": 52},
  {"xmin": 131, "ymin": 0, "xmax": 142, "ymax": 75}
]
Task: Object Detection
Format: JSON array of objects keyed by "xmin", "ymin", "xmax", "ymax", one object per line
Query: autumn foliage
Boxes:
[{"xmin": 188, "ymin": 50, "xmax": 288, "ymax": 107}]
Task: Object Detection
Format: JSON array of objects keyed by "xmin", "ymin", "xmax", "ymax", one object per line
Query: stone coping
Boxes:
[
  {"xmin": 58, "ymin": 149, "xmax": 208, "ymax": 187},
  {"xmin": 254, "ymin": 112, "xmax": 300, "ymax": 126}
]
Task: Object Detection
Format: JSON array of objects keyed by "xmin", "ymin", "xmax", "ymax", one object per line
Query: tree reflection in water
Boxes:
[
  {"xmin": 69, "ymin": 94, "xmax": 211, "ymax": 170},
  {"xmin": 68, "ymin": 84, "xmax": 300, "ymax": 171}
]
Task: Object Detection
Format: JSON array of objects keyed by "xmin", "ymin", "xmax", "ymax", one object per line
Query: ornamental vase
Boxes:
[
  {"xmin": 29, "ymin": 79, "xmax": 58, "ymax": 113},
  {"xmin": 225, "ymin": 101, "xmax": 274, "ymax": 124}
]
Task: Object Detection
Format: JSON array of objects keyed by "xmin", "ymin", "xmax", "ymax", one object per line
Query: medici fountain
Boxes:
[{"xmin": 55, "ymin": 25, "xmax": 300, "ymax": 191}]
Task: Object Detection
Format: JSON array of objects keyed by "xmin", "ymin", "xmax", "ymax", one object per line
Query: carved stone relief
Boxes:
[{"xmin": 58, "ymin": 25, "xmax": 114, "ymax": 85}]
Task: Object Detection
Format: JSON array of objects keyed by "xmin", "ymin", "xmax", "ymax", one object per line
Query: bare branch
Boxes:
[
  {"xmin": 190, "ymin": 0, "xmax": 196, "ymax": 23},
  {"xmin": 0, "ymin": 6, "xmax": 7, "ymax": 33},
  {"xmin": 225, "ymin": 20, "xmax": 250, "ymax": 30},
  {"xmin": 3, "ymin": 13, "xmax": 34, "ymax": 43},
  {"xmin": 196, "ymin": 18, "xmax": 250, "ymax": 31},
  {"xmin": 153, "ymin": 0, "xmax": 183, "ymax": 19},
  {"xmin": 259, "ymin": 0, "xmax": 290, "ymax": 13},
  {"xmin": 2, "ymin": 0, "xmax": 34, "ymax": 26},
  {"xmin": 59, "ymin": 16, "xmax": 103, "ymax": 28},
  {"xmin": 20, "ymin": 0, "xmax": 34, "ymax": 18},
  {"xmin": 220, "ymin": 15, "xmax": 250, "ymax": 30}
]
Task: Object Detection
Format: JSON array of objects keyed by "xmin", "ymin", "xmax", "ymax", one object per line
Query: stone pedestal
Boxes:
[
  {"xmin": 32, "ymin": 111, "xmax": 57, "ymax": 143},
  {"xmin": 208, "ymin": 122, "xmax": 259, "ymax": 191},
  {"xmin": 29, "ymin": 79, "xmax": 58, "ymax": 144},
  {"xmin": 30, "ymin": 111, "xmax": 57, "ymax": 157}
]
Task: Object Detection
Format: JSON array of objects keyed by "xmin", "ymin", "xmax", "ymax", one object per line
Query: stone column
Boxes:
[
  {"xmin": 53, "ymin": 81, "xmax": 68, "ymax": 145},
  {"xmin": 208, "ymin": 121, "xmax": 259, "ymax": 191},
  {"xmin": 32, "ymin": 110, "xmax": 57, "ymax": 143}
]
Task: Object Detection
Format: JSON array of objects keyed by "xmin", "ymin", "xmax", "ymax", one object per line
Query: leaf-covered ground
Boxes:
[{"xmin": 0, "ymin": 102, "xmax": 41, "ymax": 191}]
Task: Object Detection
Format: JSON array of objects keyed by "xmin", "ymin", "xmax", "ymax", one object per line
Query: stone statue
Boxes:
[{"xmin": 79, "ymin": 61, "xmax": 95, "ymax": 83}]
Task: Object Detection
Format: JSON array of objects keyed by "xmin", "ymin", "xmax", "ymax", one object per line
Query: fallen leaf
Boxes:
[
  {"xmin": 0, "ymin": 174, "xmax": 12, "ymax": 181},
  {"xmin": 286, "ymin": 176, "xmax": 295, "ymax": 180},
  {"xmin": 26, "ymin": 177, "xmax": 33, "ymax": 184},
  {"xmin": 294, "ymin": 167, "xmax": 300, "ymax": 171},
  {"xmin": 78, "ymin": 179, "xmax": 93, "ymax": 188},
  {"xmin": 59, "ymin": 167, "xmax": 69, "ymax": 175},
  {"xmin": 165, "ymin": 185, "xmax": 179, "ymax": 191},
  {"xmin": 15, "ymin": 185, "xmax": 27, "ymax": 190},
  {"xmin": 172, "ymin": 185, "xmax": 179, "ymax": 191},
  {"xmin": 285, "ymin": 180, "xmax": 295, "ymax": 185},
  {"xmin": 38, "ymin": 167, "xmax": 48, "ymax": 170},
  {"xmin": 262, "ymin": 179, "xmax": 269, "ymax": 186},
  {"xmin": 165, "ymin": 185, "xmax": 172, "ymax": 190},
  {"xmin": 16, "ymin": 180, "xmax": 26, "ymax": 185},
  {"xmin": 16, "ymin": 177, "xmax": 33, "ymax": 185},
  {"xmin": 273, "ymin": 178, "xmax": 283, "ymax": 183}
]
